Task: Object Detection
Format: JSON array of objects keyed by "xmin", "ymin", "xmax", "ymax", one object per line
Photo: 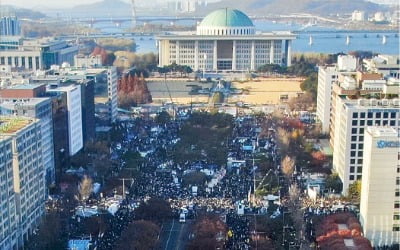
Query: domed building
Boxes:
[{"xmin": 157, "ymin": 8, "xmax": 295, "ymax": 71}]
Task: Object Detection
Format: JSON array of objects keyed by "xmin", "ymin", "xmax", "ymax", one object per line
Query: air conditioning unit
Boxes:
[
  {"xmin": 393, "ymin": 99, "xmax": 400, "ymax": 107},
  {"xmin": 370, "ymin": 98, "xmax": 377, "ymax": 106},
  {"xmin": 381, "ymin": 99, "xmax": 389, "ymax": 106},
  {"xmin": 358, "ymin": 99, "xmax": 365, "ymax": 106}
]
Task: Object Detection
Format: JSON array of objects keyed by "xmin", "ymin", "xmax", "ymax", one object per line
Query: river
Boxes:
[{"xmin": 93, "ymin": 19, "xmax": 399, "ymax": 55}]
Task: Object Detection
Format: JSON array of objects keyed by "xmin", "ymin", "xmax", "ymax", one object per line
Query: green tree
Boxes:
[
  {"xmin": 325, "ymin": 173, "xmax": 343, "ymax": 193},
  {"xmin": 155, "ymin": 111, "xmax": 171, "ymax": 124},
  {"xmin": 347, "ymin": 180, "xmax": 362, "ymax": 201},
  {"xmin": 183, "ymin": 171, "xmax": 208, "ymax": 187},
  {"xmin": 300, "ymin": 72, "xmax": 318, "ymax": 101},
  {"xmin": 135, "ymin": 198, "xmax": 172, "ymax": 224}
]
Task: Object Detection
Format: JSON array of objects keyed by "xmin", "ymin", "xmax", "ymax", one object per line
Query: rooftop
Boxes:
[
  {"xmin": 0, "ymin": 116, "xmax": 35, "ymax": 134},
  {"xmin": 199, "ymin": 8, "xmax": 254, "ymax": 27},
  {"xmin": 8, "ymin": 84, "xmax": 43, "ymax": 90},
  {"xmin": 367, "ymin": 126, "xmax": 398, "ymax": 137}
]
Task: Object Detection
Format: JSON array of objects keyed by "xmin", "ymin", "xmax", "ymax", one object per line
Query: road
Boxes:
[{"xmin": 159, "ymin": 219, "xmax": 191, "ymax": 250}]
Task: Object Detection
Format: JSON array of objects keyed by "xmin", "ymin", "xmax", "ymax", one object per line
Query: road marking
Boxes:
[{"xmin": 165, "ymin": 219, "xmax": 175, "ymax": 250}]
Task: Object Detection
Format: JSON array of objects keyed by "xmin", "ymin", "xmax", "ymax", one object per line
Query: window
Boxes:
[
  {"xmin": 357, "ymin": 167, "xmax": 362, "ymax": 173},
  {"xmin": 359, "ymin": 136, "xmax": 364, "ymax": 142},
  {"xmin": 350, "ymin": 175, "xmax": 355, "ymax": 180},
  {"xmin": 357, "ymin": 175, "xmax": 362, "ymax": 180},
  {"xmin": 390, "ymin": 120, "xmax": 395, "ymax": 126},
  {"xmin": 350, "ymin": 167, "xmax": 355, "ymax": 173},
  {"xmin": 352, "ymin": 128, "xmax": 357, "ymax": 134},
  {"xmin": 391, "ymin": 112, "xmax": 396, "ymax": 118},
  {"xmin": 367, "ymin": 120, "xmax": 373, "ymax": 126},
  {"xmin": 352, "ymin": 120, "xmax": 358, "ymax": 126},
  {"xmin": 394, "ymin": 215, "xmax": 400, "ymax": 220},
  {"xmin": 350, "ymin": 159, "xmax": 355, "ymax": 164},
  {"xmin": 376, "ymin": 113, "xmax": 381, "ymax": 118},
  {"xmin": 351, "ymin": 151, "xmax": 356, "ymax": 157},
  {"xmin": 394, "ymin": 225, "xmax": 400, "ymax": 232},
  {"xmin": 360, "ymin": 112, "xmax": 365, "ymax": 118},
  {"xmin": 360, "ymin": 120, "xmax": 365, "ymax": 126},
  {"xmin": 367, "ymin": 112, "xmax": 373, "ymax": 118},
  {"xmin": 359, "ymin": 144, "xmax": 363, "ymax": 150},
  {"xmin": 358, "ymin": 151, "xmax": 363, "ymax": 157},
  {"xmin": 352, "ymin": 113, "xmax": 358, "ymax": 118},
  {"xmin": 383, "ymin": 112, "xmax": 388, "ymax": 118},
  {"xmin": 359, "ymin": 128, "xmax": 364, "ymax": 134},
  {"xmin": 375, "ymin": 120, "xmax": 381, "ymax": 126},
  {"xmin": 351, "ymin": 144, "xmax": 357, "ymax": 149},
  {"xmin": 396, "ymin": 190, "xmax": 400, "ymax": 197},
  {"xmin": 358, "ymin": 159, "xmax": 363, "ymax": 164},
  {"xmin": 351, "ymin": 136, "xmax": 357, "ymax": 141}
]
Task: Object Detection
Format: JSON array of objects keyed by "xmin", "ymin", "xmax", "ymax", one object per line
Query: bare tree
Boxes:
[
  {"xmin": 79, "ymin": 175, "xmax": 93, "ymax": 201},
  {"xmin": 281, "ymin": 155, "xmax": 295, "ymax": 178}
]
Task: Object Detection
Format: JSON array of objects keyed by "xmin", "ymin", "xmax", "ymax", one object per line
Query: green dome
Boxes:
[{"xmin": 199, "ymin": 8, "xmax": 254, "ymax": 27}]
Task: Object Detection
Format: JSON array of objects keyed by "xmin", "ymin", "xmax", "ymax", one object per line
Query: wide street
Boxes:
[{"xmin": 159, "ymin": 219, "xmax": 191, "ymax": 250}]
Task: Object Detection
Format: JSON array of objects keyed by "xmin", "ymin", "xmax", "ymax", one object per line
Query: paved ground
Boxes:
[{"xmin": 159, "ymin": 219, "xmax": 191, "ymax": 250}]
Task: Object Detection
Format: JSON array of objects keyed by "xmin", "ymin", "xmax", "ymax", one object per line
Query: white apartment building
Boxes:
[
  {"xmin": 352, "ymin": 10, "xmax": 367, "ymax": 21},
  {"xmin": 0, "ymin": 135, "xmax": 17, "ymax": 250},
  {"xmin": 0, "ymin": 97, "xmax": 55, "ymax": 184},
  {"xmin": 332, "ymin": 98, "xmax": 400, "ymax": 193},
  {"xmin": 0, "ymin": 116, "xmax": 46, "ymax": 249},
  {"xmin": 47, "ymin": 84, "xmax": 83, "ymax": 156},
  {"xmin": 360, "ymin": 127, "xmax": 400, "ymax": 246},
  {"xmin": 316, "ymin": 65, "xmax": 338, "ymax": 133},
  {"xmin": 316, "ymin": 55, "xmax": 357, "ymax": 133}
]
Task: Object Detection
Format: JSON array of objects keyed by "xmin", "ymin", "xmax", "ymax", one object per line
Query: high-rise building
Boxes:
[
  {"xmin": 316, "ymin": 65, "xmax": 338, "ymax": 133},
  {"xmin": 0, "ymin": 16, "xmax": 21, "ymax": 36},
  {"xmin": 79, "ymin": 80, "xmax": 95, "ymax": 143},
  {"xmin": 316, "ymin": 55, "xmax": 357, "ymax": 134},
  {"xmin": 0, "ymin": 97, "xmax": 55, "ymax": 185},
  {"xmin": 0, "ymin": 116, "xmax": 45, "ymax": 249},
  {"xmin": 332, "ymin": 98, "xmax": 400, "ymax": 193},
  {"xmin": 107, "ymin": 67, "xmax": 118, "ymax": 123},
  {"xmin": 157, "ymin": 8, "xmax": 295, "ymax": 71},
  {"xmin": 0, "ymin": 135, "xmax": 17, "ymax": 249},
  {"xmin": 360, "ymin": 127, "xmax": 400, "ymax": 246},
  {"xmin": 47, "ymin": 84, "xmax": 83, "ymax": 156}
]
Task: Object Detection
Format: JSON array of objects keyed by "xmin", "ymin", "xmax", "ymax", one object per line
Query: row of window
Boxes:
[{"xmin": 352, "ymin": 112, "xmax": 397, "ymax": 119}]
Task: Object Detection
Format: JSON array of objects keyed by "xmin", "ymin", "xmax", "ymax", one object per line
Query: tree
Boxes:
[
  {"xmin": 300, "ymin": 72, "xmax": 318, "ymax": 101},
  {"xmin": 347, "ymin": 180, "xmax": 361, "ymax": 201},
  {"xmin": 79, "ymin": 175, "xmax": 93, "ymax": 201},
  {"xmin": 135, "ymin": 198, "xmax": 172, "ymax": 224},
  {"xmin": 155, "ymin": 111, "xmax": 171, "ymax": 124},
  {"xmin": 183, "ymin": 171, "xmax": 208, "ymax": 187},
  {"xmin": 187, "ymin": 215, "xmax": 227, "ymax": 250},
  {"xmin": 281, "ymin": 156, "xmax": 295, "ymax": 178},
  {"xmin": 115, "ymin": 220, "xmax": 160, "ymax": 250},
  {"xmin": 325, "ymin": 173, "xmax": 343, "ymax": 193},
  {"xmin": 26, "ymin": 212, "xmax": 64, "ymax": 250}
]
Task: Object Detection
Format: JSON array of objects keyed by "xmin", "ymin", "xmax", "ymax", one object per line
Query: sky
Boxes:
[{"xmin": 1, "ymin": 0, "xmax": 128, "ymax": 9}]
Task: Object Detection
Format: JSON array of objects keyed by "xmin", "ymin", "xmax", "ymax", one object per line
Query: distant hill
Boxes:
[
  {"xmin": 205, "ymin": 0, "xmax": 387, "ymax": 16},
  {"xmin": 0, "ymin": 5, "xmax": 46, "ymax": 19},
  {"xmin": 69, "ymin": 0, "xmax": 132, "ymax": 18}
]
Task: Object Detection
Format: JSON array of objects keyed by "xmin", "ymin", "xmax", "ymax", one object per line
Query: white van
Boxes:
[{"xmin": 179, "ymin": 213, "xmax": 186, "ymax": 223}]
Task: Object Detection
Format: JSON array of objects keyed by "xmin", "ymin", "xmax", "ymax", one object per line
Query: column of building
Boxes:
[
  {"xmin": 232, "ymin": 40, "xmax": 237, "ymax": 71},
  {"xmin": 270, "ymin": 40, "xmax": 274, "ymax": 64},
  {"xmin": 213, "ymin": 40, "xmax": 217, "ymax": 71},
  {"xmin": 250, "ymin": 41, "xmax": 255, "ymax": 71},
  {"xmin": 194, "ymin": 40, "xmax": 199, "ymax": 71}
]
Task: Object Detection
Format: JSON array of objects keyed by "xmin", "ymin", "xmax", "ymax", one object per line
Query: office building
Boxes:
[
  {"xmin": 332, "ymin": 98, "xmax": 400, "ymax": 193},
  {"xmin": 0, "ymin": 116, "xmax": 45, "ymax": 249},
  {"xmin": 157, "ymin": 8, "xmax": 295, "ymax": 71},
  {"xmin": 0, "ymin": 96, "xmax": 55, "ymax": 185},
  {"xmin": 107, "ymin": 67, "xmax": 118, "ymax": 123},
  {"xmin": 351, "ymin": 10, "xmax": 367, "ymax": 22},
  {"xmin": 363, "ymin": 55, "xmax": 400, "ymax": 79},
  {"xmin": 360, "ymin": 127, "xmax": 400, "ymax": 246},
  {"xmin": 0, "ymin": 135, "xmax": 17, "ymax": 249},
  {"xmin": 79, "ymin": 80, "xmax": 95, "ymax": 143},
  {"xmin": 0, "ymin": 37, "xmax": 78, "ymax": 70},
  {"xmin": 47, "ymin": 84, "xmax": 83, "ymax": 156},
  {"xmin": 0, "ymin": 16, "xmax": 21, "ymax": 36},
  {"xmin": 316, "ymin": 55, "xmax": 357, "ymax": 133}
]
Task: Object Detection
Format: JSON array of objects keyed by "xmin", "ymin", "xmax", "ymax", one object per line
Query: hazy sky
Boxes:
[{"xmin": 1, "ymin": 0, "xmax": 127, "ymax": 9}]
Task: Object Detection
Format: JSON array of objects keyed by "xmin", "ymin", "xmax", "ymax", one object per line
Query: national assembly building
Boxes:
[{"xmin": 157, "ymin": 8, "xmax": 296, "ymax": 72}]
